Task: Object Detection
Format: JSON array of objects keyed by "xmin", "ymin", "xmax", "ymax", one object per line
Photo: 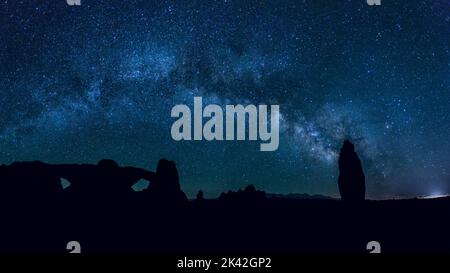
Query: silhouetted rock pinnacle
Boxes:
[
  {"xmin": 196, "ymin": 190, "xmax": 204, "ymax": 201},
  {"xmin": 145, "ymin": 159, "xmax": 188, "ymax": 204},
  {"xmin": 338, "ymin": 140, "xmax": 366, "ymax": 201}
]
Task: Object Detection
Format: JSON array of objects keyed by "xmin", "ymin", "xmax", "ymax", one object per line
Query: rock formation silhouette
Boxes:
[
  {"xmin": 218, "ymin": 184, "xmax": 266, "ymax": 203},
  {"xmin": 144, "ymin": 159, "xmax": 188, "ymax": 204},
  {"xmin": 0, "ymin": 155, "xmax": 448, "ymax": 253},
  {"xmin": 338, "ymin": 140, "xmax": 366, "ymax": 201},
  {"xmin": 0, "ymin": 158, "xmax": 187, "ymax": 204}
]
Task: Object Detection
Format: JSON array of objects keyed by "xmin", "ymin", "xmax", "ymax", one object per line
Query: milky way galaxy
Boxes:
[{"xmin": 1, "ymin": 0, "xmax": 449, "ymax": 198}]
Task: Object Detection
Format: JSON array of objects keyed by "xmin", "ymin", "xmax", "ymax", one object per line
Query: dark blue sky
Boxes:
[{"xmin": 1, "ymin": 0, "xmax": 449, "ymax": 198}]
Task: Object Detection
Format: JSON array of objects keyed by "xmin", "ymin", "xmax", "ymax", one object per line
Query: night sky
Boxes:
[{"xmin": 1, "ymin": 0, "xmax": 449, "ymax": 199}]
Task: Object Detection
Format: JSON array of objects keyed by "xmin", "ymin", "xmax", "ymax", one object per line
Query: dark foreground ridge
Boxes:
[{"xmin": 0, "ymin": 141, "xmax": 449, "ymax": 253}]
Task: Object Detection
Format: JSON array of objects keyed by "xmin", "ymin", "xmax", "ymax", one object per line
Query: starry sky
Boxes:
[{"xmin": 1, "ymin": 0, "xmax": 449, "ymax": 199}]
